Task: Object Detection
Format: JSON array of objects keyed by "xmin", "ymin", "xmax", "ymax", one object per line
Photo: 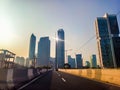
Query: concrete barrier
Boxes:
[
  {"xmin": 59, "ymin": 69, "xmax": 120, "ymax": 86},
  {"xmin": 13, "ymin": 68, "xmax": 29, "ymax": 87},
  {"xmin": 0, "ymin": 68, "xmax": 47, "ymax": 89},
  {"xmin": 28, "ymin": 69, "xmax": 34, "ymax": 79},
  {"xmin": 7, "ymin": 69, "xmax": 14, "ymax": 88},
  {"xmin": 0, "ymin": 69, "xmax": 8, "ymax": 89}
]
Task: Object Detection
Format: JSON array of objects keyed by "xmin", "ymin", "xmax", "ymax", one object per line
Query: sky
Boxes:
[{"xmin": 0, "ymin": 0, "xmax": 120, "ymax": 64}]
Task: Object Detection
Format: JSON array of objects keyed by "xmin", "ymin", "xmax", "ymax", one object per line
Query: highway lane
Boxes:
[{"xmin": 17, "ymin": 70, "xmax": 120, "ymax": 90}]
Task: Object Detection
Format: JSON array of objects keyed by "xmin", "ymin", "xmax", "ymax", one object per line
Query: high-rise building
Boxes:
[
  {"xmin": 56, "ymin": 29, "xmax": 65, "ymax": 68},
  {"xmin": 29, "ymin": 34, "xmax": 36, "ymax": 59},
  {"xmin": 106, "ymin": 14, "xmax": 120, "ymax": 68},
  {"xmin": 85, "ymin": 61, "xmax": 90, "ymax": 68},
  {"xmin": 112, "ymin": 37, "xmax": 120, "ymax": 67},
  {"xmin": 90, "ymin": 55, "xmax": 97, "ymax": 68},
  {"xmin": 76, "ymin": 54, "xmax": 83, "ymax": 68},
  {"xmin": 15, "ymin": 56, "xmax": 25, "ymax": 66},
  {"xmin": 49, "ymin": 57, "xmax": 55, "ymax": 69},
  {"xmin": 68, "ymin": 55, "xmax": 75, "ymax": 68},
  {"xmin": 37, "ymin": 37, "xmax": 50, "ymax": 67},
  {"xmin": 95, "ymin": 13, "xmax": 120, "ymax": 68}
]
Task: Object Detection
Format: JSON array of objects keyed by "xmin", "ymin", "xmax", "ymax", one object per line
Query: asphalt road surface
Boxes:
[{"xmin": 17, "ymin": 70, "xmax": 120, "ymax": 90}]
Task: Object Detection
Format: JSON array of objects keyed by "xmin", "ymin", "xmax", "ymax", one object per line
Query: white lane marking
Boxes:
[
  {"xmin": 55, "ymin": 71, "xmax": 66, "ymax": 82},
  {"xmin": 18, "ymin": 75, "xmax": 43, "ymax": 90},
  {"xmin": 55, "ymin": 71, "xmax": 61, "ymax": 77},
  {"xmin": 61, "ymin": 77, "xmax": 66, "ymax": 82}
]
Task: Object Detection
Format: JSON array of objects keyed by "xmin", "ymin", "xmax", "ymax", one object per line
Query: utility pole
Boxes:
[{"xmin": 55, "ymin": 33, "xmax": 58, "ymax": 71}]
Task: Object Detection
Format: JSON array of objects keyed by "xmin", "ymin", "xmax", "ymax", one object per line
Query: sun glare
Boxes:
[{"xmin": 0, "ymin": 16, "xmax": 14, "ymax": 44}]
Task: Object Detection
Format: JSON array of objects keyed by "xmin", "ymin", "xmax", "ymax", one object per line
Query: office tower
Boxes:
[
  {"xmin": 85, "ymin": 61, "xmax": 90, "ymax": 68},
  {"xmin": 76, "ymin": 54, "xmax": 83, "ymax": 68},
  {"xmin": 15, "ymin": 56, "xmax": 25, "ymax": 66},
  {"xmin": 90, "ymin": 55, "xmax": 97, "ymax": 68},
  {"xmin": 25, "ymin": 58, "xmax": 33, "ymax": 67},
  {"xmin": 29, "ymin": 34, "xmax": 36, "ymax": 59},
  {"xmin": 56, "ymin": 29, "xmax": 65, "ymax": 68},
  {"xmin": 37, "ymin": 37, "xmax": 50, "ymax": 67},
  {"xmin": 112, "ymin": 37, "xmax": 120, "ymax": 67},
  {"xmin": 49, "ymin": 57, "xmax": 55, "ymax": 69},
  {"xmin": 68, "ymin": 55, "xmax": 75, "ymax": 68},
  {"xmin": 106, "ymin": 14, "xmax": 120, "ymax": 67},
  {"xmin": 95, "ymin": 13, "xmax": 120, "ymax": 68}
]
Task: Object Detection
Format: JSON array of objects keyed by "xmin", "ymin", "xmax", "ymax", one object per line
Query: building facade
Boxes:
[
  {"xmin": 76, "ymin": 54, "xmax": 83, "ymax": 68},
  {"xmin": 0, "ymin": 49, "xmax": 15, "ymax": 68},
  {"xmin": 95, "ymin": 13, "xmax": 120, "ymax": 68},
  {"xmin": 90, "ymin": 55, "xmax": 97, "ymax": 68},
  {"xmin": 15, "ymin": 56, "xmax": 25, "ymax": 66},
  {"xmin": 68, "ymin": 55, "xmax": 76, "ymax": 68},
  {"xmin": 112, "ymin": 37, "xmax": 120, "ymax": 67},
  {"xmin": 85, "ymin": 61, "xmax": 90, "ymax": 68},
  {"xmin": 56, "ymin": 29, "xmax": 65, "ymax": 68},
  {"xmin": 37, "ymin": 37, "xmax": 50, "ymax": 67},
  {"xmin": 29, "ymin": 34, "xmax": 36, "ymax": 59}
]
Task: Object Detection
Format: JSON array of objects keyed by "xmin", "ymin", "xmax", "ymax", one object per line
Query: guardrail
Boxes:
[{"xmin": 0, "ymin": 68, "xmax": 48, "ymax": 90}]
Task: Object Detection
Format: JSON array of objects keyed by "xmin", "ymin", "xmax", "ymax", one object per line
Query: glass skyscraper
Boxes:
[
  {"xmin": 90, "ymin": 55, "xmax": 97, "ymax": 68},
  {"xmin": 29, "ymin": 34, "xmax": 36, "ymax": 59},
  {"xmin": 76, "ymin": 54, "xmax": 83, "ymax": 68},
  {"xmin": 68, "ymin": 55, "xmax": 75, "ymax": 68},
  {"xmin": 56, "ymin": 29, "xmax": 65, "ymax": 68},
  {"xmin": 37, "ymin": 37, "xmax": 50, "ymax": 67},
  {"xmin": 85, "ymin": 61, "xmax": 90, "ymax": 68},
  {"xmin": 95, "ymin": 13, "xmax": 120, "ymax": 68}
]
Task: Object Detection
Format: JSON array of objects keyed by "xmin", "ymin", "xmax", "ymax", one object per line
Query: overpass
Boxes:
[{"xmin": 0, "ymin": 68, "xmax": 120, "ymax": 90}]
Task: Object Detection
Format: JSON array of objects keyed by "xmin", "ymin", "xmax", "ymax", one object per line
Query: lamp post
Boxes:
[{"xmin": 55, "ymin": 33, "xmax": 58, "ymax": 71}]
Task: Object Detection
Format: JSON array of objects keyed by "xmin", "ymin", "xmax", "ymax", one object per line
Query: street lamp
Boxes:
[{"xmin": 55, "ymin": 33, "xmax": 58, "ymax": 71}]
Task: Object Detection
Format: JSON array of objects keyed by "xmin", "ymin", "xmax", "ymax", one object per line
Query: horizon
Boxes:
[{"xmin": 0, "ymin": 0, "xmax": 120, "ymax": 65}]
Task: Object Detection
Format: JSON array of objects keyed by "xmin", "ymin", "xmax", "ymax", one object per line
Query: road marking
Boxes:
[
  {"xmin": 55, "ymin": 71, "xmax": 61, "ymax": 77},
  {"xmin": 55, "ymin": 72, "xmax": 59, "ymax": 75},
  {"xmin": 61, "ymin": 77, "xmax": 66, "ymax": 82},
  {"xmin": 55, "ymin": 71, "xmax": 66, "ymax": 82}
]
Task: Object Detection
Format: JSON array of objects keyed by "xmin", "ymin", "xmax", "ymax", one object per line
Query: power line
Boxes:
[{"xmin": 70, "ymin": 35, "xmax": 96, "ymax": 56}]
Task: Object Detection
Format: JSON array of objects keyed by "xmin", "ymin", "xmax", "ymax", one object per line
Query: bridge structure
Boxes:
[
  {"xmin": 0, "ymin": 49, "xmax": 16, "ymax": 68},
  {"xmin": 0, "ymin": 68, "xmax": 120, "ymax": 90}
]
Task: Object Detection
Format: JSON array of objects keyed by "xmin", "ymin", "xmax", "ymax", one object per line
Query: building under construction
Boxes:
[{"xmin": 0, "ymin": 49, "xmax": 16, "ymax": 68}]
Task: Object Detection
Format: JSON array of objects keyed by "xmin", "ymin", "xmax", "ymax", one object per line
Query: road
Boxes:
[{"xmin": 17, "ymin": 70, "xmax": 120, "ymax": 90}]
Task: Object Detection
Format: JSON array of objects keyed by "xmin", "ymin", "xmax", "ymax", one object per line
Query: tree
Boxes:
[{"xmin": 64, "ymin": 63, "xmax": 71, "ymax": 69}]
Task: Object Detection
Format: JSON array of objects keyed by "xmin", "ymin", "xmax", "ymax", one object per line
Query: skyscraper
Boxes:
[
  {"xmin": 68, "ymin": 55, "xmax": 75, "ymax": 68},
  {"xmin": 56, "ymin": 29, "xmax": 65, "ymax": 68},
  {"xmin": 76, "ymin": 54, "xmax": 83, "ymax": 68},
  {"xmin": 15, "ymin": 56, "xmax": 25, "ymax": 66},
  {"xmin": 85, "ymin": 61, "xmax": 90, "ymax": 68},
  {"xmin": 29, "ymin": 34, "xmax": 36, "ymax": 59},
  {"xmin": 37, "ymin": 37, "xmax": 50, "ymax": 67},
  {"xmin": 95, "ymin": 13, "xmax": 120, "ymax": 68},
  {"xmin": 90, "ymin": 55, "xmax": 97, "ymax": 68},
  {"xmin": 106, "ymin": 14, "xmax": 120, "ymax": 67}
]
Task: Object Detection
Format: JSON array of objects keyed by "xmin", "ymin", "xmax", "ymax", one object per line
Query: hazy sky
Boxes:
[{"xmin": 0, "ymin": 0, "xmax": 120, "ymax": 63}]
